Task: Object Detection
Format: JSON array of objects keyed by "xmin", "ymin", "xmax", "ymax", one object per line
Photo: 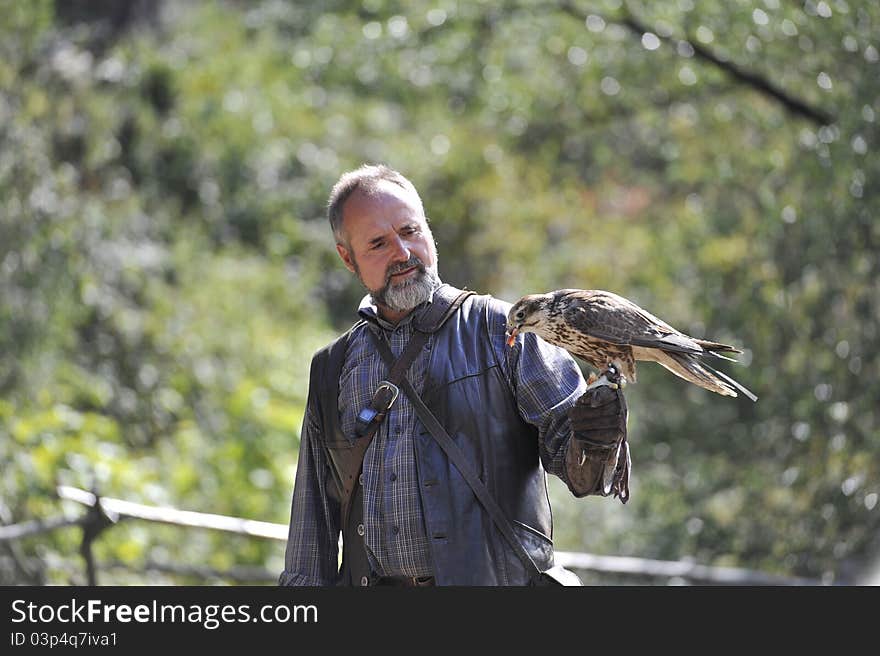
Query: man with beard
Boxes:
[{"xmin": 279, "ymin": 164, "xmax": 629, "ymax": 586}]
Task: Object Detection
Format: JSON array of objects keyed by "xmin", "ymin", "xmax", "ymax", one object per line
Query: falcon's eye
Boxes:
[{"xmin": 514, "ymin": 309, "xmax": 526, "ymax": 321}]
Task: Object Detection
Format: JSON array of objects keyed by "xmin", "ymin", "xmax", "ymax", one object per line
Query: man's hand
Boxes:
[
  {"xmin": 567, "ymin": 381, "xmax": 627, "ymax": 449},
  {"xmin": 565, "ymin": 377, "xmax": 630, "ymax": 502}
]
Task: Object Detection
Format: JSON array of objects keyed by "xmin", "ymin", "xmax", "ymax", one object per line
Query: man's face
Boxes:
[{"xmin": 336, "ymin": 181, "xmax": 439, "ymax": 320}]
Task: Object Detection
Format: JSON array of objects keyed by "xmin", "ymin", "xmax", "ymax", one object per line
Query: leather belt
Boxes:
[{"xmin": 374, "ymin": 575, "xmax": 435, "ymax": 587}]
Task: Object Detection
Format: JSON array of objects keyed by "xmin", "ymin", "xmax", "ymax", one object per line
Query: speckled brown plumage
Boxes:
[{"xmin": 506, "ymin": 289, "xmax": 757, "ymax": 401}]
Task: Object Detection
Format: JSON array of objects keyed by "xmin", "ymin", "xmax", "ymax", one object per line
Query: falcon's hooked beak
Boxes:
[{"xmin": 505, "ymin": 327, "xmax": 518, "ymax": 347}]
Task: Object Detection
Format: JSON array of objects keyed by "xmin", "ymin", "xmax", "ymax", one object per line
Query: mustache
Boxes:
[{"xmin": 386, "ymin": 256, "xmax": 426, "ymax": 282}]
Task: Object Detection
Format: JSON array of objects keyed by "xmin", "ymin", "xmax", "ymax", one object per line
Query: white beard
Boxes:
[{"xmin": 375, "ymin": 266, "xmax": 440, "ymax": 313}]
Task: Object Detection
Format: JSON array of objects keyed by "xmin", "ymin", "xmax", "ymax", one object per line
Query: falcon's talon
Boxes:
[{"xmin": 578, "ymin": 449, "xmax": 586, "ymax": 467}]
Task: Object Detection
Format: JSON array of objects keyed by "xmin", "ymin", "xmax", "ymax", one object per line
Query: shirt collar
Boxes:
[{"xmin": 357, "ymin": 280, "xmax": 445, "ymax": 331}]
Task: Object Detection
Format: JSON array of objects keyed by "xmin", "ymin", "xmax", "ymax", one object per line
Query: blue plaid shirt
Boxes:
[{"xmin": 280, "ymin": 286, "xmax": 607, "ymax": 586}]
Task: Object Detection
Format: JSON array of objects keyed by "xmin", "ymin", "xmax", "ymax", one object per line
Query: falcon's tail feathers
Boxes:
[
  {"xmin": 694, "ymin": 338, "xmax": 742, "ymax": 354},
  {"xmin": 659, "ymin": 351, "xmax": 758, "ymax": 402},
  {"xmin": 706, "ymin": 350, "xmax": 739, "ymax": 363},
  {"xmin": 700, "ymin": 360, "xmax": 758, "ymax": 402},
  {"xmin": 696, "ymin": 338, "xmax": 747, "ymax": 366}
]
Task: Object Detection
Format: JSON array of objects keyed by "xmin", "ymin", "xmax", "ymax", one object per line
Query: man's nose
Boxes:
[{"xmin": 389, "ymin": 236, "xmax": 410, "ymax": 261}]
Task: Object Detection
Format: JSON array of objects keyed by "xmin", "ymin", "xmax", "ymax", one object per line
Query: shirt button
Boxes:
[
  {"xmin": 389, "ymin": 472, "xmax": 397, "ymax": 482},
  {"xmin": 358, "ymin": 474, "xmax": 364, "ymax": 486},
  {"xmin": 357, "ymin": 524, "xmax": 365, "ymax": 536},
  {"xmin": 394, "ymin": 425, "xmax": 402, "ymax": 434},
  {"xmin": 360, "ymin": 576, "xmax": 369, "ymax": 586},
  {"xmin": 391, "ymin": 526, "xmax": 399, "ymax": 535}
]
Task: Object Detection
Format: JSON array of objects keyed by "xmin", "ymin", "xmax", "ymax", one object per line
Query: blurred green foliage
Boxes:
[{"xmin": 1, "ymin": 0, "xmax": 877, "ymax": 584}]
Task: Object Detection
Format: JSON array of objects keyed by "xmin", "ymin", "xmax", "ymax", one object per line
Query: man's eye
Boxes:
[{"xmin": 370, "ymin": 242, "xmax": 384, "ymax": 250}]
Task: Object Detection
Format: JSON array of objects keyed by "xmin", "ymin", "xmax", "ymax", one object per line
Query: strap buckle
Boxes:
[
  {"xmin": 354, "ymin": 381, "xmax": 399, "ymax": 437},
  {"xmin": 374, "ymin": 380, "xmax": 399, "ymax": 407}
]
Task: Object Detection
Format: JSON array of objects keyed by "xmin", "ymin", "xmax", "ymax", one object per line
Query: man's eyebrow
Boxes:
[{"xmin": 367, "ymin": 234, "xmax": 385, "ymax": 247}]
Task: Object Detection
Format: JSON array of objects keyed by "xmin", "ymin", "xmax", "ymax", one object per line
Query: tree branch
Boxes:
[{"xmin": 559, "ymin": 2, "xmax": 834, "ymax": 126}]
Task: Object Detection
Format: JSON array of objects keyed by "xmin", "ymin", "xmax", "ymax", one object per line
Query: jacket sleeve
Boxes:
[
  {"xmin": 278, "ymin": 402, "xmax": 342, "ymax": 586},
  {"xmin": 488, "ymin": 299, "xmax": 622, "ymax": 498}
]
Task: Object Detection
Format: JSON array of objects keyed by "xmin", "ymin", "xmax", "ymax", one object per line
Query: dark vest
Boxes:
[{"xmin": 310, "ymin": 289, "xmax": 555, "ymax": 585}]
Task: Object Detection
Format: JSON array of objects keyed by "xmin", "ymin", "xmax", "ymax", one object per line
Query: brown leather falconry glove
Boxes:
[
  {"xmin": 564, "ymin": 369, "xmax": 630, "ymax": 503},
  {"xmin": 568, "ymin": 383, "xmax": 627, "ymax": 448}
]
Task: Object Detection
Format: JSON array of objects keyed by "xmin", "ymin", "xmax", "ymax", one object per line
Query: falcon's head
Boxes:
[{"xmin": 505, "ymin": 293, "xmax": 555, "ymax": 347}]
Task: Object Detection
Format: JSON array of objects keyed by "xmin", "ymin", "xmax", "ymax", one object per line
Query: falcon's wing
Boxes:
[{"xmin": 560, "ymin": 290, "xmax": 705, "ymax": 355}]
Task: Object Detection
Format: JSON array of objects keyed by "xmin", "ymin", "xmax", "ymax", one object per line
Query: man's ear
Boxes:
[{"xmin": 336, "ymin": 242, "xmax": 356, "ymax": 274}]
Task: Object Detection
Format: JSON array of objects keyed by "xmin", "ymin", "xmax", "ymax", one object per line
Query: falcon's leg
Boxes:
[{"xmin": 584, "ymin": 364, "xmax": 627, "ymax": 391}]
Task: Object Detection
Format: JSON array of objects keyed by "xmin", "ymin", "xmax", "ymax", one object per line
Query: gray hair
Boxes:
[{"xmin": 327, "ymin": 164, "xmax": 425, "ymax": 244}]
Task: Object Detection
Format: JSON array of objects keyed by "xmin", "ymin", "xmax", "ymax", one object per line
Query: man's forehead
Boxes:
[{"xmin": 343, "ymin": 181, "xmax": 424, "ymax": 227}]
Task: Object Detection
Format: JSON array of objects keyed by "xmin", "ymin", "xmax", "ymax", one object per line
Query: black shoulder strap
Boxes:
[
  {"xmin": 369, "ymin": 334, "xmax": 543, "ymax": 583},
  {"xmin": 311, "ymin": 285, "xmax": 473, "ymax": 459},
  {"xmin": 414, "ymin": 284, "xmax": 475, "ymax": 334},
  {"xmin": 356, "ymin": 285, "xmax": 475, "ymax": 438},
  {"xmin": 310, "ymin": 289, "xmax": 474, "ymax": 584},
  {"xmin": 312, "ymin": 284, "xmax": 473, "ymax": 406}
]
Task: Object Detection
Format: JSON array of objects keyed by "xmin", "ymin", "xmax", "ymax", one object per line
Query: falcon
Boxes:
[{"xmin": 506, "ymin": 289, "xmax": 757, "ymax": 401}]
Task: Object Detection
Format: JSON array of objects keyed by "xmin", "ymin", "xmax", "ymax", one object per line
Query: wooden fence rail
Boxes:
[{"xmin": 0, "ymin": 485, "xmax": 825, "ymax": 586}]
